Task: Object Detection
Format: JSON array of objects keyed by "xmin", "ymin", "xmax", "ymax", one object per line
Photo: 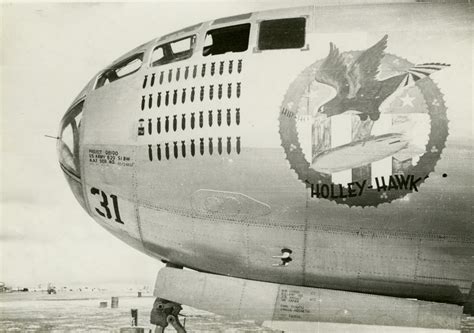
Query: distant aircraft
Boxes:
[{"xmin": 57, "ymin": 2, "xmax": 473, "ymax": 332}]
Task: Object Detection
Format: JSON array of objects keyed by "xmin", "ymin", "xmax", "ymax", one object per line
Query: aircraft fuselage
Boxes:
[{"xmin": 57, "ymin": 3, "xmax": 473, "ymax": 309}]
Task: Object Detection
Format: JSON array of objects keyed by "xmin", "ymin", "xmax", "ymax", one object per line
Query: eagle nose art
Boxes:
[{"xmin": 57, "ymin": 100, "xmax": 86, "ymax": 209}]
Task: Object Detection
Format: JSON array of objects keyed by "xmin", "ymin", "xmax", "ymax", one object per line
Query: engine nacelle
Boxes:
[{"xmin": 153, "ymin": 267, "xmax": 463, "ymax": 331}]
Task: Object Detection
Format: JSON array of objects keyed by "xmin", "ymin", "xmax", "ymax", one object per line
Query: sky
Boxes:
[{"xmin": 0, "ymin": 0, "xmax": 332, "ymax": 289}]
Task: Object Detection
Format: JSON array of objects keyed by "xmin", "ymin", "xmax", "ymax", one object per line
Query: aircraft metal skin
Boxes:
[{"xmin": 58, "ymin": 2, "xmax": 473, "ymax": 316}]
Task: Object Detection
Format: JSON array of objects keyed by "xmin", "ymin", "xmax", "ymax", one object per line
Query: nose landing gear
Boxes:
[{"xmin": 150, "ymin": 298, "xmax": 186, "ymax": 333}]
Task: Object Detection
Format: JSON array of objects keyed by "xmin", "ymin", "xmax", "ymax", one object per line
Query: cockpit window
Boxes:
[
  {"xmin": 258, "ymin": 18, "xmax": 306, "ymax": 50},
  {"xmin": 203, "ymin": 24, "xmax": 250, "ymax": 56},
  {"xmin": 151, "ymin": 35, "xmax": 196, "ymax": 67},
  {"xmin": 96, "ymin": 53, "xmax": 144, "ymax": 89},
  {"xmin": 58, "ymin": 100, "xmax": 83, "ymax": 178}
]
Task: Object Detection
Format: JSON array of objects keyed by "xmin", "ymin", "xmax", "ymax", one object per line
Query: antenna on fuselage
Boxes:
[{"xmin": 44, "ymin": 134, "xmax": 59, "ymax": 140}]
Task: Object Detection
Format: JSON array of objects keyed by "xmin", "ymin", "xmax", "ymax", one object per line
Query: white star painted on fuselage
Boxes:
[{"xmin": 401, "ymin": 94, "xmax": 415, "ymax": 107}]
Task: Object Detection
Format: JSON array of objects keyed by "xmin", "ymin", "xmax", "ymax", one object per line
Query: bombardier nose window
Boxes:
[{"xmin": 58, "ymin": 100, "xmax": 83, "ymax": 178}]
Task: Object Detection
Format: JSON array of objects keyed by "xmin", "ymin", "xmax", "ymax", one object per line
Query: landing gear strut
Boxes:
[{"xmin": 150, "ymin": 298, "xmax": 186, "ymax": 333}]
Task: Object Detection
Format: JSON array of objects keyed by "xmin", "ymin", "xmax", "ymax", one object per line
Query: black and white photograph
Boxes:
[{"xmin": 1, "ymin": 1, "xmax": 473, "ymax": 332}]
